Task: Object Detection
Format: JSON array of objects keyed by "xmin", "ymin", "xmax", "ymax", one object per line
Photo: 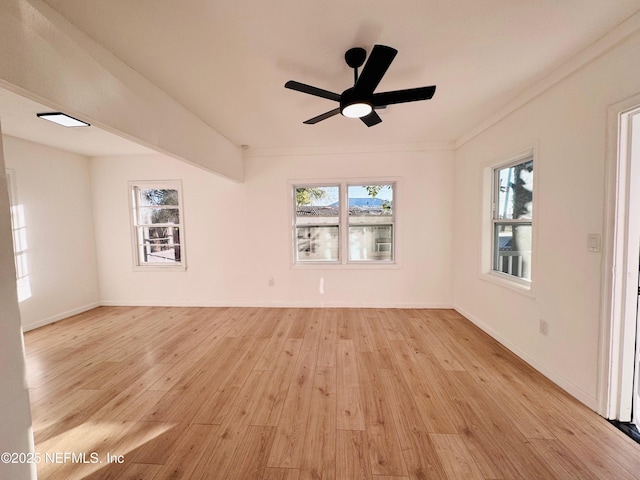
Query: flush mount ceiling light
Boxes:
[
  {"xmin": 341, "ymin": 102, "xmax": 373, "ymax": 118},
  {"xmin": 340, "ymin": 87, "xmax": 373, "ymax": 118},
  {"xmin": 36, "ymin": 112, "xmax": 90, "ymax": 128}
]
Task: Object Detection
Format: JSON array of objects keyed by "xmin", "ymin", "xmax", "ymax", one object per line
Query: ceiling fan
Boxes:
[{"xmin": 285, "ymin": 44, "xmax": 436, "ymax": 127}]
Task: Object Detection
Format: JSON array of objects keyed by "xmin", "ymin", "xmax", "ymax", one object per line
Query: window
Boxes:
[
  {"xmin": 348, "ymin": 184, "xmax": 394, "ymax": 262},
  {"xmin": 293, "ymin": 182, "xmax": 395, "ymax": 264},
  {"xmin": 6, "ymin": 169, "xmax": 32, "ymax": 301},
  {"xmin": 294, "ymin": 185, "xmax": 340, "ymax": 262},
  {"xmin": 492, "ymin": 156, "xmax": 533, "ymax": 282},
  {"xmin": 130, "ymin": 181, "xmax": 185, "ymax": 269}
]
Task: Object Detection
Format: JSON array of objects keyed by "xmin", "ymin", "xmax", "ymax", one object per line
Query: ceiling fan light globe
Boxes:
[{"xmin": 342, "ymin": 102, "xmax": 373, "ymax": 118}]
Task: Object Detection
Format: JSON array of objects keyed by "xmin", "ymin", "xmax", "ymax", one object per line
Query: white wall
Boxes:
[
  {"xmin": 92, "ymin": 149, "xmax": 455, "ymax": 307},
  {"xmin": 452, "ymin": 30, "xmax": 640, "ymax": 408},
  {"xmin": 91, "ymin": 153, "xmax": 249, "ymax": 306},
  {"xmin": 0, "ymin": 127, "xmax": 36, "ymax": 480},
  {"xmin": 3, "ymin": 135, "xmax": 100, "ymax": 331}
]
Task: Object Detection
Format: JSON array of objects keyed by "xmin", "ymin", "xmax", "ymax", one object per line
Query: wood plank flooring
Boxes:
[{"xmin": 23, "ymin": 306, "xmax": 640, "ymax": 480}]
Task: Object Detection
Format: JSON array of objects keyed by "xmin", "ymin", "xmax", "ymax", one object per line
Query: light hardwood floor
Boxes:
[{"xmin": 24, "ymin": 306, "xmax": 640, "ymax": 480}]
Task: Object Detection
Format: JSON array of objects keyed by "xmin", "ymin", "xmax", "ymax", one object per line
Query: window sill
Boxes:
[
  {"xmin": 292, "ymin": 261, "xmax": 400, "ymax": 270},
  {"xmin": 480, "ymin": 271, "xmax": 534, "ymax": 298},
  {"xmin": 133, "ymin": 264, "xmax": 187, "ymax": 272}
]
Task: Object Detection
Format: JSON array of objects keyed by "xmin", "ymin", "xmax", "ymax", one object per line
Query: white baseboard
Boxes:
[
  {"xmin": 454, "ymin": 305, "xmax": 597, "ymax": 410},
  {"xmin": 22, "ymin": 302, "xmax": 101, "ymax": 332},
  {"xmin": 98, "ymin": 299, "xmax": 454, "ymax": 309}
]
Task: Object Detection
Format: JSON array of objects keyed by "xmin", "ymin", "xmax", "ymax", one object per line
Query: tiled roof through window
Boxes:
[
  {"xmin": 296, "ymin": 205, "xmax": 391, "ymax": 216},
  {"xmin": 296, "ymin": 206, "xmax": 339, "ymax": 216}
]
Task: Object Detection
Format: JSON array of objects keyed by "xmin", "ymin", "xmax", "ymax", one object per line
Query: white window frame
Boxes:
[
  {"xmin": 481, "ymin": 148, "xmax": 536, "ymax": 294},
  {"xmin": 292, "ymin": 180, "xmax": 397, "ymax": 267},
  {"xmin": 129, "ymin": 180, "xmax": 186, "ymax": 271}
]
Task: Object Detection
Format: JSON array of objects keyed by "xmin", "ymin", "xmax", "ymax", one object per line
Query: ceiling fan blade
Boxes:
[
  {"xmin": 354, "ymin": 45, "xmax": 398, "ymax": 94},
  {"xmin": 372, "ymin": 85, "xmax": 436, "ymax": 106},
  {"xmin": 303, "ymin": 108, "xmax": 341, "ymax": 124},
  {"xmin": 360, "ymin": 111, "xmax": 382, "ymax": 127},
  {"xmin": 285, "ymin": 81, "xmax": 341, "ymax": 102}
]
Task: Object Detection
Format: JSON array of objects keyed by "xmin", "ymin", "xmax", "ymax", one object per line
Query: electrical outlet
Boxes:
[
  {"xmin": 539, "ymin": 319, "xmax": 549, "ymax": 336},
  {"xmin": 268, "ymin": 277, "xmax": 275, "ymax": 287}
]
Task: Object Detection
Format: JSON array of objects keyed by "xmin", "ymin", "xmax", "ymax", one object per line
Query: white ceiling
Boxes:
[{"xmin": 3, "ymin": 0, "xmax": 640, "ymax": 155}]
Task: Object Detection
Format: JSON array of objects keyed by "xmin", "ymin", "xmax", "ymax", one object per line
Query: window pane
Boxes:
[
  {"xmin": 12, "ymin": 225, "xmax": 28, "ymax": 252},
  {"xmin": 15, "ymin": 252, "xmax": 29, "ymax": 279},
  {"xmin": 139, "ymin": 243, "xmax": 182, "ymax": 263},
  {"xmin": 138, "ymin": 226, "xmax": 182, "ymax": 263},
  {"xmin": 349, "ymin": 225, "xmax": 393, "ymax": 262},
  {"xmin": 494, "ymin": 223, "xmax": 531, "ymax": 280},
  {"xmin": 348, "ymin": 184, "xmax": 393, "ymax": 222},
  {"xmin": 138, "ymin": 189, "xmax": 179, "ymax": 206},
  {"xmin": 296, "ymin": 226, "xmax": 339, "ymax": 262},
  {"xmin": 138, "ymin": 207, "xmax": 180, "ymax": 224},
  {"xmin": 295, "ymin": 186, "xmax": 340, "ymax": 225},
  {"xmin": 496, "ymin": 159, "xmax": 533, "ymax": 220},
  {"xmin": 295, "ymin": 186, "xmax": 339, "ymax": 225}
]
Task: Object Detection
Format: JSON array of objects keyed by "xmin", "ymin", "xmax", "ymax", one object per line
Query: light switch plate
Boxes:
[{"xmin": 587, "ymin": 233, "xmax": 601, "ymax": 253}]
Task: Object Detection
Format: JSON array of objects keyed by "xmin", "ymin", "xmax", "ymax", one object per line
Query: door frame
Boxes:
[{"xmin": 598, "ymin": 94, "xmax": 640, "ymax": 420}]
